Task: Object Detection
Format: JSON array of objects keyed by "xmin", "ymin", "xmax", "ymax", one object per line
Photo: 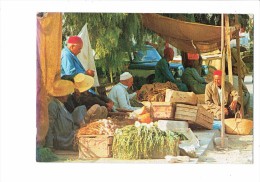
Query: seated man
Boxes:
[
  {"xmin": 205, "ymin": 70, "xmax": 241, "ymax": 119},
  {"xmin": 45, "ymin": 80, "xmax": 86, "ymax": 151},
  {"xmin": 182, "ymin": 58, "xmax": 207, "ymax": 94},
  {"xmin": 225, "ymin": 74, "xmax": 250, "ymax": 115},
  {"xmin": 61, "ymin": 36, "xmax": 88, "ymax": 81},
  {"xmin": 65, "ymin": 73, "xmax": 110, "ymax": 123},
  {"xmin": 154, "ymin": 47, "xmax": 188, "ymax": 91},
  {"xmin": 108, "ymin": 72, "xmax": 141, "ymax": 111}
]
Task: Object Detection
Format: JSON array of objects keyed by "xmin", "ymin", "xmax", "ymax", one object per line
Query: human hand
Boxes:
[
  {"xmin": 224, "ymin": 107, "xmax": 229, "ymax": 115},
  {"xmin": 230, "ymin": 100, "xmax": 238, "ymax": 111},
  {"xmin": 106, "ymin": 101, "xmax": 114, "ymax": 111},
  {"xmin": 135, "ymin": 90, "xmax": 141, "ymax": 99},
  {"xmin": 86, "ymin": 69, "xmax": 95, "ymax": 77},
  {"xmin": 79, "ymin": 122, "xmax": 87, "ymax": 128}
]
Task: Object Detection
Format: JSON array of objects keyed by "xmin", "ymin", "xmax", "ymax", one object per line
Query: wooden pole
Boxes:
[
  {"xmin": 221, "ymin": 14, "xmax": 226, "ymax": 148},
  {"xmin": 235, "ymin": 14, "xmax": 244, "ymax": 117},
  {"xmin": 225, "ymin": 14, "xmax": 233, "ymax": 85}
]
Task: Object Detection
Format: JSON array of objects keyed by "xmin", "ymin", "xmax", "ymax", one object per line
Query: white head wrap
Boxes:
[{"xmin": 120, "ymin": 72, "xmax": 133, "ymax": 80}]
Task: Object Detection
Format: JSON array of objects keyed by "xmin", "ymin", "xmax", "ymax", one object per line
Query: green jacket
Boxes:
[
  {"xmin": 182, "ymin": 67, "xmax": 206, "ymax": 94},
  {"xmin": 155, "ymin": 58, "xmax": 175, "ymax": 83},
  {"xmin": 155, "ymin": 58, "xmax": 188, "ymax": 92}
]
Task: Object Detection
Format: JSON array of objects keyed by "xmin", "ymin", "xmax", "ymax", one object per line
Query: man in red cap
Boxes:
[
  {"xmin": 205, "ymin": 70, "xmax": 241, "ymax": 119},
  {"xmin": 61, "ymin": 36, "xmax": 88, "ymax": 81}
]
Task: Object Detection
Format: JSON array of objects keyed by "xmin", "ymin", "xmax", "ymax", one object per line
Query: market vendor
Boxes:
[
  {"xmin": 205, "ymin": 70, "xmax": 241, "ymax": 119},
  {"xmin": 45, "ymin": 80, "xmax": 86, "ymax": 150},
  {"xmin": 154, "ymin": 47, "xmax": 188, "ymax": 91},
  {"xmin": 182, "ymin": 55, "xmax": 207, "ymax": 94},
  {"xmin": 61, "ymin": 36, "xmax": 88, "ymax": 81},
  {"xmin": 225, "ymin": 73, "xmax": 250, "ymax": 116},
  {"xmin": 65, "ymin": 73, "xmax": 109, "ymax": 123},
  {"xmin": 108, "ymin": 72, "xmax": 141, "ymax": 111}
]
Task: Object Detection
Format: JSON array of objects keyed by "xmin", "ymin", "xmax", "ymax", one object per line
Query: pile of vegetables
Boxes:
[
  {"xmin": 129, "ymin": 106, "xmax": 152, "ymax": 124},
  {"xmin": 76, "ymin": 119, "xmax": 117, "ymax": 137},
  {"xmin": 74, "ymin": 119, "xmax": 118, "ymax": 148},
  {"xmin": 112, "ymin": 121, "xmax": 187, "ymax": 160}
]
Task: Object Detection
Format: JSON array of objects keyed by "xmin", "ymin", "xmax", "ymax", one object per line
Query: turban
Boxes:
[
  {"xmin": 187, "ymin": 53, "xmax": 199, "ymax": 60},
  {"xmin": 67, "ymin": 36, "xmax": 83, "ymax": 44},
  {"xmin": 120, "ymin": 72, "xmax": 133, "ymax": 80},
  {"xmin": 213, "ymin": 70, "xmax": 222, "ymax": 76},
  {"xmin": 164, "ymin": 47, "xmax": 174, "ymax": 57}
]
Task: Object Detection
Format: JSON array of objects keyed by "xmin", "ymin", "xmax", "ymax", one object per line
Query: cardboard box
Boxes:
[
  {"xmin": 158, "ymin": 120, "xmax": 189, "ymax": 131},
  {"xmin": 196, "ymin": 94, "xmax": 205, "ymax": 104},
  {"xmin": 165, "ymin": 89, "xmax": 198, "ymax": 106},
  {"xmin": 151, "ymin": 102, "xmax": 175, "ymax": 120},
  {"xmin": 78, "ymin": 135, "xmax": 113, "ymax": 159},
  {"xmin": 174, "ymin": 104, "xmax": 214, "ymax": 129}
]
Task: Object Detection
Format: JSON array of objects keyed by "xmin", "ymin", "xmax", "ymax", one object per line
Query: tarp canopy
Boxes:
[{"xmin": 142, "ymin": 13, "xmax": 231, "ymax": 54}]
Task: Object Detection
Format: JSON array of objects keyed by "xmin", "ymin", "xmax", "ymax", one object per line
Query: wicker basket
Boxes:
[{"xmin": 225, "ymin": 113, "xmax": 253, "ymax": 135}]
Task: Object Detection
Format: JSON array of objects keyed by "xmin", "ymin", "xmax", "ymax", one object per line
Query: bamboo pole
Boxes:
[
  {"xmin": 235, "ymin": 15, "xmax": 244, "ymax": 117},
  {"xmin": 225, "ymin": 14, "xmax": 233, "ymax": 85},
  {"xmin": 220, "ymin": 14, "xmax": 226, "ymax": 148}
]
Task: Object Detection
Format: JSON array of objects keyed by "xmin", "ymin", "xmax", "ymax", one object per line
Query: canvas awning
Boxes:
[
  {"xmin": 142, "ymin": 14, "xmax": 234, "ymax": 54},
  {"xmin": 37, "ymin": 12, "xmax": 62, "ymax": 143}
]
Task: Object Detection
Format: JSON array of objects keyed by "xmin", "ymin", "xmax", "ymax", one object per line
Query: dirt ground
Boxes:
[
  {"xmin": 198, "ymin": 73, "xmax": 254, "ymax": 164},
  {"xmin": 198, "ymin": 134, "xmax": 253, "ymax": 164}
]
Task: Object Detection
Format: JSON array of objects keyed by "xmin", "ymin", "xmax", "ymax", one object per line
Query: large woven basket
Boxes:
[{"xmin": 225, "ymin": 113, "xmax": 253, "ymax": 135}]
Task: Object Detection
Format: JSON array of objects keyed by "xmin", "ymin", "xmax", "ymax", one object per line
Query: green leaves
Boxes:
[
  {"xmin": 112, "ymin": 123, "xmax": 183, "ymax": 160},
  {"xmin": 62, "ymin": 13, "xmax": 146, "ymax": 82},
  {"xmin": 36, "ymin": 147, "xmax": 59, "ymax": 162}
]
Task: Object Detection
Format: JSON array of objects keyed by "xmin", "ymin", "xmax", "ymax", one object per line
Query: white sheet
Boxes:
[{"xmin": 77, "ymin": 23, "xmax": 100, "ymax": 87}]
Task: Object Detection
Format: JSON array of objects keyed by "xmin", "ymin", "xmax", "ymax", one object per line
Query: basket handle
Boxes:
[
  {"xmin": 234, "ymin": 111, "xmax": 242, "ymax": 123},
  {"xmin": 230, "ymin": 111, "xmax": 243, "ymax": 135}
]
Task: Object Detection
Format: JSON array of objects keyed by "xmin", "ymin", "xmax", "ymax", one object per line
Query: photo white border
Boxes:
[{"xmin": 0, "ymin": 1, "xmax": 259, "ymax": 182}]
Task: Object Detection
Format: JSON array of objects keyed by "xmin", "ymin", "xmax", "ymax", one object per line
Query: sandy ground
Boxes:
[
  {"xmin": 198, "ymin": 74, "xmax": 254, "ymax": 164},
  {"xmin": 198, "ymin": 134, "xmax": 253, "ymax": 163}
]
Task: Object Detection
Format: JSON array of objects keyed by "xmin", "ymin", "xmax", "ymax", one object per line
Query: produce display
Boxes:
[
  {"xmin": 74, "ymin": 106, "xmax": 189, "ymax": 160},
  {"xmin": 76, "ymin": 119, "xmax": 117, "ymax": 136},
  {"xmin": 74, "ymin": 119, "xmax": 118, "ymax": 149},
  {"xmin": 112, "ymin": 121, "xmax": 187, "ymax": 160}
]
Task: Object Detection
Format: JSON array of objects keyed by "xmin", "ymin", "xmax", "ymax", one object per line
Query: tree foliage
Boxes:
[{"xmin": 62, "ymin": 13, "xmax": 148, "ymax": 82}]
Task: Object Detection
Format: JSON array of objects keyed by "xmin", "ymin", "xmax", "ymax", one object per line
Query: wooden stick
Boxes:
[
  {"xmin": 235, "ymin": 15, "xmax": 244, "ymax": 117},
  {"xmin": 221, "ymin": 14, "xmax": 226, "ymax": 148},
  {"xmin": 225, "ymin": 14, "xmax": 233, "ymax": 85}
]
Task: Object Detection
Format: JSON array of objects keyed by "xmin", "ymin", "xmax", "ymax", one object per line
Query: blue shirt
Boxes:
[
  {"xmin": 88, "ymin": 88, "xmax": 96, "ymax": 95},
  {"xmin": 108, "ymin": 82, "xmax": 140, "ymax": 111},
  {"xmin": 61, "ymin": 47, "xmax": 85, "ymax": 77}
]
